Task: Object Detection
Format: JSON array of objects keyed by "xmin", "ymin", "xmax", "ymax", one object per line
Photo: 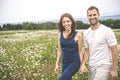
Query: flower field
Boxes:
[{"xmin": 0, "ymin": 30, "xmax": 120, "ymax": 80}]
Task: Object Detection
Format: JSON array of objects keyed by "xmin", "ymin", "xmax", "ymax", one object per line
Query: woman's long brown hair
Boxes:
[{"xmin": 57, "ymin": 13, "xmax": 77, "ymax": 39}]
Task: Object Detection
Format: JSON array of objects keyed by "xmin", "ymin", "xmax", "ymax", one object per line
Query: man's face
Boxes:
[{"xmin": 87, "ymin": 9, "xmax": 99, "ymax": 26}]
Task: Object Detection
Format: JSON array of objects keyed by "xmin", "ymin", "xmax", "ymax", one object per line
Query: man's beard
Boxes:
[{"xmin": 89, "ymin": 19, "xmax": 98, "ymax": 26}]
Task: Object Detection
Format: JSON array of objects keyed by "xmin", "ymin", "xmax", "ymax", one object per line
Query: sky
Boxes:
[{"xmin": 0, "ymin": 0, "xmax": 120, "ymax": 24}]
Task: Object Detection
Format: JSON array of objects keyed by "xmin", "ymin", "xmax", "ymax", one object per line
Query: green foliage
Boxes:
[
  {"xmin": 1, "ymin": 19, "xmax": 120, "ymax": 31},
  {"xmin": 76, "ymin": 21, "xmax": 89, "ymax": 29},
  {"xmin": 100, "ymin": 19, "xmax": 120, "ymax": 29},
  {"xmin": 114, "ymin": 29, "xmax": 120, "ymax": 44}
]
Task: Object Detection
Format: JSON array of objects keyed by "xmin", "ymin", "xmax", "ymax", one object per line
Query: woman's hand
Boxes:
[
  {"xmin": 54, "ymin": 64, "xmax": 59, "ymax": 74},
  {"xmin": 80, "ymin": 64, "xmax": 88, "ymax": 74}
]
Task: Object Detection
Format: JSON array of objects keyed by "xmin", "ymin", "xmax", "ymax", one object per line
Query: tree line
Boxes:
[{"xmin": 0, "ymin": 19, "xmax": 120, "ymax": 31}]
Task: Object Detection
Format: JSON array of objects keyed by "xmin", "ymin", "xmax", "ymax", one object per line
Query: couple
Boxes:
[{"xmin": 54, "ymin": 6, "xmax": 118, "ymax": 80}]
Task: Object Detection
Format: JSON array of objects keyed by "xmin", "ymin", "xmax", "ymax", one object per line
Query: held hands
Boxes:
[
  {"xmin": 80, "ymin": 64, "xmax": 88, "ymax": 74},
  {"xmin": 54, "ymin": 64, "xmax": 59, "ymax": 74}
]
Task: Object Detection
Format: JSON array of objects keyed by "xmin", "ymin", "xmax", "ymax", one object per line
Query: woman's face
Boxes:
[{"xmin": 62, "ymin": 17, "xmax": 72, "ymax": 30}]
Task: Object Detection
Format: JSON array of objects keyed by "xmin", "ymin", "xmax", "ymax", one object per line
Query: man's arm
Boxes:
[{"xmin": 110, "ymin": 45, "xmax": 118, "ymax": 79}]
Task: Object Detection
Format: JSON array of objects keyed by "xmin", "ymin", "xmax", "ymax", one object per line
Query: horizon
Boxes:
[
  {"xmin": 0, "ymin": 14, "xmax": 120, "ymax": 26},
  {"xmin": 1, "ymin": 11, "xmax": 120, "ymax": 24}
]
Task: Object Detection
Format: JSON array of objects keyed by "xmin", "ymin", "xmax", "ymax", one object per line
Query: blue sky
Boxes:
[{"xmin": 0, "ymin": 0, "xmax": 120, "ymax": 24}]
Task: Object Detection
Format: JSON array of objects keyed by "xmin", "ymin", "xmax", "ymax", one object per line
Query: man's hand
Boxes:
[{"xmin": 110, "ymin": 70, "xmax": 118, "ymax": 80}]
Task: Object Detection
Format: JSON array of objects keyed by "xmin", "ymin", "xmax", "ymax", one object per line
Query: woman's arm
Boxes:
[
  {"xmin": 54, "ymin": 32, "xmax": 62, "ymax": 74},
  {"xmin": 76, "ymin": 32, "xmax": 83, "ymax": 63},
  {"xmin": 83, "ymin": 48, "xmax": 89, "ymax": 65},
  {"xmin": 80, "ymin": 48, "xmax": 89, "ymax": 74}
]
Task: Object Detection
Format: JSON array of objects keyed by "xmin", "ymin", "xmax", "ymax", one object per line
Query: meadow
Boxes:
[{"xmin": 0, "ymin": 29, "xmax": 120, "ymax": 80}]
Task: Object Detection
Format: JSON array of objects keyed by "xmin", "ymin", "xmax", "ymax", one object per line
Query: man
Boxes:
[{"xmin": 80, "ymin": 6, "xmax": 118, "ymax": 80}]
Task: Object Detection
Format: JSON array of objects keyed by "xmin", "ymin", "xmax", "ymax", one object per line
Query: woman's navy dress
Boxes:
[{"xmin": 59, "ymin": 32, "xmax": 80, "ymax": 80}]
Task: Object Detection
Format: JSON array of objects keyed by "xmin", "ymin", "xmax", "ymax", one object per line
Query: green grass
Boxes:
[
  {"xmin": 0, "ymin": 30, "xmax": 120, "ymax": 80},
  {"xmin": 114, "ymin": 29, "xmax": 120, "ymax": 43}
]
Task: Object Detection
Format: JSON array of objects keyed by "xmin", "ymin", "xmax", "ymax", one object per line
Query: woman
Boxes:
[{"xmin": 54, "ymin": 13, "xmax": 83, "ymax": 80}]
